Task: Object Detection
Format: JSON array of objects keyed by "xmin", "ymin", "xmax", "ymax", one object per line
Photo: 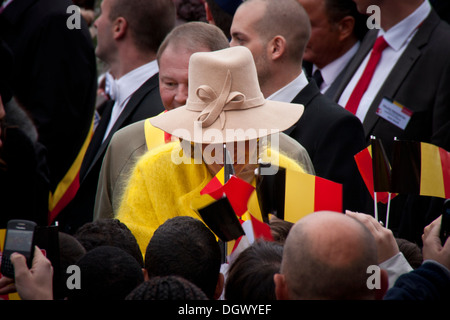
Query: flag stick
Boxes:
[
  {"xmin": 221, "ymin": 144, "xmax": 228, "ymax": 263},
  {"xmin": 386, "ymin": 192, "xmax": 392, "ymax": 229},
  {"xmin": 371, "ymin": 135, "xmax": 379, "ymax": 222},
  {"xmin": 374, "ymin": 191, "xmax": 379, "ymax": 222}
]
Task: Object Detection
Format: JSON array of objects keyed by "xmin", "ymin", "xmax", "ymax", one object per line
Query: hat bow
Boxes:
[{"xmin": 188, "ymin": 70, "xmax": 264, "ymax": 129}]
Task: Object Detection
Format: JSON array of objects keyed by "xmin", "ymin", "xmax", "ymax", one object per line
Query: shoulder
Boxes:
[
  {"xmin": 134, "ymin": 141, "xmax": 196, "ymax": 176},
  {"xmin": 107, "ymin": 121, "xmax": 147, "ymax": 161},
  {"xmin": 262, "ymin": 146, "xmax": 306, "ymax": 174},
  {"xmin": 136, "ymin": 141, "xmax": 179, "ymax": 166},
  {"xmin": 310, "ymin": 94, "xmax": 356, "ymax": 119},
  {"xmin": 300, "ymin": 94, "xmax": 364, "ymax": 135},
  {"xmin": 416, "ymin": 11, "xmax": 450, "ymax": 54},
  {"xmin": 111, "ymin": 120, "xmax": 146, "ymax": 147}
]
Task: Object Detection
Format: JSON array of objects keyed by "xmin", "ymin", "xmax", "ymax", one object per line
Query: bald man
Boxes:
[{"xmin": 274, "ymin": 211, "xmax": 388, "ymax": 300}]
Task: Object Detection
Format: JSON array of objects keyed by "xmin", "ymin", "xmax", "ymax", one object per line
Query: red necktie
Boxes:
[{"xmin": 345, "ymin": 36, "xmax": 388, "ymax": 115}]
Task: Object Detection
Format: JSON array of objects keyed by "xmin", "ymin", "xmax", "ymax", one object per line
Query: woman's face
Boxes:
[{"xmin": 201, "ymin": 140, "xmax": 259, "ymax": 180}]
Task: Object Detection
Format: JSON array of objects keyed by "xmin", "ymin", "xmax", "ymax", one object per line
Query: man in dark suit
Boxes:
[
  {"xmin": 333, "ymin": 0, "xmax": 450, "ymax": 244},
  {"xmin": 299, "ymin": 0, "xmax": 367, "ymax": 100},
  {"xmin": 0, "ymin": 0, "xmax": 97, "ymax": 225},
  {"xmin": 230, "ymin": 0, "xmax": 371, "ymax": 213},
  {"xmin": 57, "ymin": 0, "xmax": 177, "ymax": 234}
]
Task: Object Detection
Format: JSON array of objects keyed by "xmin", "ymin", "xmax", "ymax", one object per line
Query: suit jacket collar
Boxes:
[
  {"xmin": 81, "ymin": 73, "xmax": 160, "ymax": 181},
  {"xmin": 331, "ymin": 30, "xmax": 378, "ymax": 103},
  {"xmin": 283, "ymin": 80, "xmax": 321, "ymax": 136}
]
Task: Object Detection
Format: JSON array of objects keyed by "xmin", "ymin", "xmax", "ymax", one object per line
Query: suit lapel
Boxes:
[
  {"xmin": 324, "ymin": 58, "xmax": 353, "ymax": 101},
  {"xmin": 362, "ymin": 11, "xmax": 440, "ymax": 137},
  {"xmin": 362, "ymin": 47, "xmax": 421, "ymax": 136},
  {"xmin": 80, "ymin": 99, "xmax": 114, "ymax": 180},
  {"xmin": 82, "ymin": 73, "xmax": 159, "ymax": 181},
  {"xmin": 303, "ymin": 57, "xmax": 357, "ymax": 102},
  {"xmin": 291, "ymin": 79, "xmax": 320, "ymax": 106},
  {"xmin": 331, "ymin": 30, "xmax": 378, "ymax": 103}
]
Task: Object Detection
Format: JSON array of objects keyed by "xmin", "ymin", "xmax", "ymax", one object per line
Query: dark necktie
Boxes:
[{"xmin": 312, "ymin": 69, "xmax": 324, "ymax": 88}]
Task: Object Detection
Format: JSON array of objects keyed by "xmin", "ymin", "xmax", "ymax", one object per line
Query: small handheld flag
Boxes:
[
  {"xmin": 255, "ymin": 163, "xmax": 286, "ymax": 222},
  {"xmin": 196, "ymin": 196, "xmax": 245, "ymax": 242},
  {"xmin": 354, "ymin": 137, "xmax": 398, "ymax": 226},
  {"xmin": 391, "ymin": 140, "xmax": 450, "ymax": 199},
  {"xmin": 354, "ymin": 140, "xmax": 394, "ymax": 204},
  {"xmin": 255, "ymin": 163, "xmax": 343, "ymax": 224}
]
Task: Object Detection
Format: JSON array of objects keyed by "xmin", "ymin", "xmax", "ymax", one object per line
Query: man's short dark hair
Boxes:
[
  {"xmin": 109, "ymin": 0, "xmax": 176, "ymax": 53},
  {"xmin": 225, "ymin": 240, "xmax": 283, "ymax": 300},
  {"xmin": 74, "ymin": 218, "xmax": 144, "ymax": 267},
  {"xmin": 324, "ymin": 0, "xmax": 368, "ymax": 41},
  {"xmin": 157, "ymin": 21, "xmax": 230, "ymax": 63},
  {"xmin": 126, "ymin": 275, "xmax": 209, "ymax": 300},
  {"xmin": 68, "ymin": 246, "xmax": 144, "ymax": 300},
  {"xmin": 144, "ymin": 216, "xmax": 221, "ymax": 299}
]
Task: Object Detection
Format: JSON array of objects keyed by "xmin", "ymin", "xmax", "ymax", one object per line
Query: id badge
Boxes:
[{"xmin": 376, "ymin": 98, "xmax": 413, "ymax": 130}]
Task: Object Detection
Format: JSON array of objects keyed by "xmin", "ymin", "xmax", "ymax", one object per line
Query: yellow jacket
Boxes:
[{"xmin": 117, "ymin": 141, "xmax": 304, "ymax": 254}]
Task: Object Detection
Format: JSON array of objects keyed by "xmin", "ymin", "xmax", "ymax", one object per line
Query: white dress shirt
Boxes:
[
  {"xmin": 266, "ymin": 71, "xmax": 309, "ymax": 103},
  {"xmin": 338, "ymin": 0, "xmax": 431, "ymax": 123},
  {"xmin": 102, "ymin": 60, "xmax": 159, "ymax": 142},
  {"xmin": 313, "ymin": 41, "xmax": 360, "ymax": 94}
]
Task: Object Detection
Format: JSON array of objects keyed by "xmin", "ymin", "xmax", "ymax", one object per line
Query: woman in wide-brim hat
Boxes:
[{"xmin": 116, "ymin": 46, "xmax": 305, "ymax": 254}]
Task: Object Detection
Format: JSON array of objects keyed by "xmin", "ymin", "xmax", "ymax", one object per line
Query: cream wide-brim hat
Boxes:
[{"xmin": 150, "ymin": 46, "xmax": 304, "ymax": 144}]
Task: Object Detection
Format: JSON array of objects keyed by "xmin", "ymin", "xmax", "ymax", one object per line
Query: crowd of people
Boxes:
[{"xmin": 0, "ymin": 0, "xmax": 449, "ymax": 302}]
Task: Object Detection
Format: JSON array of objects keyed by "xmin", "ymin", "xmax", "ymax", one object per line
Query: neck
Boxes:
[
  {"xmin": 380, "ymin": 0, "xmax": 424, "ymax": 31},
  {"xmin": 109, "ymin": 48, "xmax": 156, "ymax": 79},
  {"xmin": 260, "ymin": 63, "xmax": 303, "ymax": 98}
]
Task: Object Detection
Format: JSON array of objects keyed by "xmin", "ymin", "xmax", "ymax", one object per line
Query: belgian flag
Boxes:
[
  {"xmin": 255, "ymin": 165, "xmax": 343, "ymax": 224},
  {"xmin": 391, "ymin": 140, "xmax": 450, "ymax": 198},
  {"xmin": 354, "ymin": 138, "xmax": 395, "ymax": 204}
]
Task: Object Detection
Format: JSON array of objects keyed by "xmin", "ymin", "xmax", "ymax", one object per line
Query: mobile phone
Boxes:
[
  {"xmin": 440, "ymin": 199, "xmax": 450, "ymax": 245},
  {"xmin": 1, "ymin": 220, "xmax": 37, "ymax": 278}
]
